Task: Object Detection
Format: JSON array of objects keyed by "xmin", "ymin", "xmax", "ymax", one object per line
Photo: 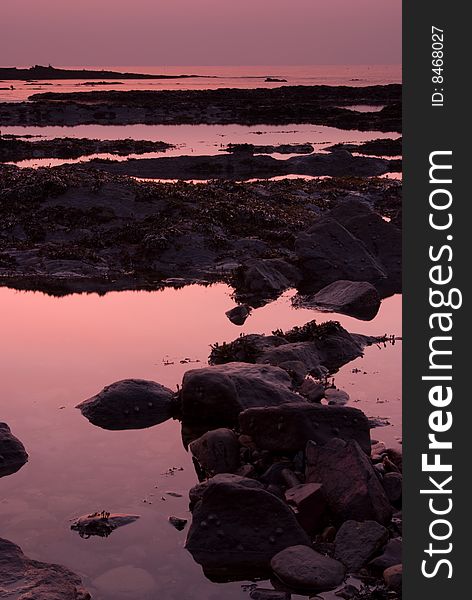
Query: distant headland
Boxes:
[{"xmin": 0, "ymin": 65, "xmax": 213, "ymax": 81}]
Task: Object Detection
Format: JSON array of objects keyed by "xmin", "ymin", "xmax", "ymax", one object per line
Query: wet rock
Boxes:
[
  {"xmin": 383, "ymin": 564, "xmax": 402, "ymax": 592},
  {"xmin": 334, "ymin": 520, "xmax": 389, "ymax": 572},
  {"xmin": 369, "ymin": 538, "xmax": 402, "ymax": 571},
  {"xmin": 70, "ymin": 511, "xmax": 140, "ymax": 538},
  {"xmin": 270, "ymin": 545, "xmax": 345, "ymax": 592},
  {"xmin": 295, "ymin": 218, "xmax": 387, "ymax": 292},
  {"xmin": 0, "ymin": 537, "xmax": 91, "ymax": 599},
  {"xmin": 225, "ymin": 305, "xmax": 251, "ymax": 326},
  {"xmin": 294, "ymin": 280, "xmax": 381, "ymax": 321},
  {"xmin": 250, "ymin": 588, "xmax": 290, "ymax": 600},
  {"xmin": 325, "ymin": 388, "xmax": 350, "ymax": 406},
  {"xmin": 189, "ymin": 428, "xmax": 240, "ymax": 476},
  {"xmin": 277, "ymin": 360, "xmax": 308, "ymax": 386},
  {"xmin": 239, "ymin": 403, "xmax": 371, "ymax": 454},
  {"xmin": 169, "ymin": 516, "xmax": 188, "ymax": 531},
  {"xmin": 76, "ymin": 379, "xmax": 175, "ymax": 430},
  {"xmin": 382, "ymin": 472, "xmax": 402, "ymax": 504},
  {"xmin": 298, "ymin": 379, "xmax": 325, "ymax": 402},
  {"xmin": 189, "ymin": 474, "xmax": 264, "ymax": 509},
  {"xmin": 186, "ymin": 479, "xmax": 310, "ymax": 572},
  {"xmin": 181, "ymin": 362, "xmax": 302, "ymax": 425},
  {"xmin": 0, "ymin": 423, "xmax": 28, "ymax": 478},
  {"xmin": 305, "ymin": 439, "xmax": 392, "ymax": 525},
  {"xmin": 238, "ymin": 259, "xmax": 301, "ymax": 298},
  {"xmin": 285, "ymin": 483, "xmax": 327, "ymax": 534}
]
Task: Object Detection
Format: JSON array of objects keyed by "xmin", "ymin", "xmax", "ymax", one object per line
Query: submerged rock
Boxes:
[
  {"xmin": 76, "ymin": 379, "xmax": 175, "ymax": 430},
  {"xmin": 181, "ymin": 362, "xmax": 302, "ymax": 425},
  {"xmin": 186, "ymin": 477, "xmax": 310, "ymax": 573},
  {"xmin": 190, "ymin": 428, "xmax": 241, "ymax": 476},
  {"xmin": 0, "ymin": 423, "xmax": 28, "ymax": 478},
  {"xmin": 334, "ymin": 520, "xmax": 389, "ymax": 572},
  {"xmin": 70, "ymin": 511, "xmax": 140, "ymax": 538},
  {"xmin": 0, "ymin": 537, "xmax": 91, "ymax": 599},
  {"xmin": 270, "ymin": 545, "xmax": 345, "ymax": 592},
  {"xmin": 239, "ymin": 403, "xmax": 371, "ymax": 454},
  {"xmin": 169, "ymin": 516, "xmax": 188, "ymax": 531},
  {"xmin": 294, "ymin": 280, "xmax": 381, "ymax": 321},
  {"xmin": 225, "ymin": 305, "xmax": 251, "ymax": 326},
  {"xmin": 237, "ymin": 258, "xmax": 301, "ymax": 300},
  {"xmin": 305, "ymin": 439, "xmax": 392, "ymax": 525}
]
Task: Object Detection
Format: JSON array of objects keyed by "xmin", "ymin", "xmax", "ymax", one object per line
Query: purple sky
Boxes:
[{"xmin": 1, "ymin": 0, "xmax": 401, "ymax": 66}]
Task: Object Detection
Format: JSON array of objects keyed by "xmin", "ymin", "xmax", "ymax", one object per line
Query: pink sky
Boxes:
[{"xmin": 1, "ymin": 0, "xmax": 401, "ymax": 66}]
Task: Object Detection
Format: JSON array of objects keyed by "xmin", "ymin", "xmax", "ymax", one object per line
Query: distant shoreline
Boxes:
[{"xmin": 0, "ymin": 65, "xmax": 216, "ymax": 81}]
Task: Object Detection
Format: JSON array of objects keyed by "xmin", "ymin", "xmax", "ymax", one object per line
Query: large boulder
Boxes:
[
  {"xmin": 334, "ymin": 520, "xmax": 389, "ymax": 572},
  {"xmin": 293, "ymin": 280, "xmax": 381, "ymax": 321},
  {"xmin": 295, "ymin": 218, "xmax": 387, "ymax": 292},
  {"xmin": 76, "ymin": 379, "xmax": 175, "ymax": 430},
  {"xmin": 190, "ymin": 428, "xmax": 241, "ymax": 477},
  {"xmin": 181, "ymin": 362, "xmax": 303, "ymax": 425},
  {"xmin": 270, "ymin": 545, "xmax": 345, "ymax": 592},
  {"xmin": 0, "ymin": 423, "xmax": 28, "ymax": 478},
  {"xmin": 0, "ymin": 537, "xmax": 91, "ymax": 599},
  {"xmin": 239, "ymin": 403, "xmax": 371, "ymax": 455},
  {"xmin": 186, "ymin": 477, "xmax": 310, "ymax": 573},
  {"xmin": 305, "ymin": 438, "xmax": 392, "ymax": 525},
  {"xmin": 237, "ymin": 258, "xmax": 301, "ymax": 299}
]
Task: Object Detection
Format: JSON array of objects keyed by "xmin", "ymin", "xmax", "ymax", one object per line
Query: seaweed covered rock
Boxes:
[
  {"xmin": 239, "ymin": 403, "xmax": 371, "ymax": 454},
  {"xmin": 0, "ymin": 537, "xmax": 91, "ymax": 599},
  {"xmin": 305, "ymin": 438, "xmax": 392, "ymax": 525},
  {"xmin": 0, "ymin": 423, "xmax": 28, "ymax": 478},
  {"xmin": 181, "ymin": 362, "xmax": 302, "ymax": 425},
  {"xmin": 70, "ymin": 511, "xmax": 140, "ymax": 539},
  {"xmin": 236, "ymin": 258, "xmax": 301, "ymax": 300},
  {"xmin": 186, "ymin": 477, "xmax": 310, "ymax": 574},
  {"xmin": 76, "ymin": 379, "xmax": 175, "ymax": 430}
]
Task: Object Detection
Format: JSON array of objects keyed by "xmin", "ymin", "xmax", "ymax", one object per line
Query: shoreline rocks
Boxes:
[{"xmin": 0, "ymin": 423, "xmax": 28, "ymax": 478}]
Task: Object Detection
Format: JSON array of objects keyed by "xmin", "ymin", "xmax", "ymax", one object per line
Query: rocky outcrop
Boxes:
[
  {"xmin": 270, "ymin": 545, "xmax": 345, "ymax": 592},
  {"xmin": 293, "ymin": 280, "xmax": 381, "ymax": 321},
  {"xmin": 190, "ymin": 428, "xmax": 241, "ymax": 477},
  {"xmin": 186, "ymin": 477, "xmax": 310, "ymax": 573},
  {"xmin": 239, "ymin": 403, "xmax": 371, "ymax": 454},
  {"xmin": 76, "ymin": 379, "xmax": 175, "ymax": 430},
  {"xmin": 0, "ymin": 423, "xmax": 28, "ymax": 478},
  {"xmin": 180, "ymin": 362, "xmax": 302, "ymax": 425},
  {"xmin": 0, "ymin": 537, "xmax": 91, "ymax": 599},
  {"xmin": 305, "ymin": 439, "xmax": 392, "ymax": 525},
  {"xmin": 236, "ymin": 259, "xmax": 301, "ymax": 300}
]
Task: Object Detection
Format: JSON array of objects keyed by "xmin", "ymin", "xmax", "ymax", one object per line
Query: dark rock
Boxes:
[
  {"xmin": 0, "ymin": 537, "xmax": 91, "ymax": 599},
  {"xmin": 295, "ymin": 218, "xmax": 387, "ymax": 292},
  {"xmin": 305, "ymin": 439, "xmax": 392, "ymax": 525},
  {"xmin": 325, "ymin": 388, "xmax": 350, "ymax": 406},
  {"xmin": 294, "ymin": 280, "xmax": 381, "ymax": 321},
  {"xmin": 383, "ymin": 564, "xmax": 402, "ymax": 592},
  {"xmin": 250, "ymin": 588, "xmax": 290, "ymax": 600},
  {"xmin": 277, "ymin": 361, "xmax": 308, "ymax": 386},
  {"xmin": 382, "ymin": 472, "xmax": 402, "ymax": 504},
  {"xmin": 189, "ymin": 474, "xmax": 264, "ymax": 509},
  {"xmin": 285, "ymin": 483, "xmax": 327, "ymax": 534},
  {"xmin": 298, "ymin": 379, "xmax": 325, "ymax": 402},
  {"xmin": 189, "ymin": 428, "xmax": 240, "ymax": 476},
  {"xmin": 225, "ymin": 305, "xmax": 251, "ymax": 326},
  {"xmin": 238, "ymin": 259, "xmax": 301, "ymax": 298},
  {"xmin": 169, "ymin": 516, "xmax": 188, "ymax": 531},
  {"xmin": 334, "ymin": 520, "xmax": 389, "ymax": 572},
  {"xmin": 70, "ymin": 511, "xmax": 139, "ymax": 538},
  {"xmin": 0, "ymin": 423, "xmax": 28, "ymax": 478},
  {"xmin": 186, "ymin": 479, "xmax": 310, "ymax": 573},
  {"xmin": 239, "ymin": 403, "xmax": 371, "ymax": 454},
  {"xmin": 181, "ymin": 362, "xmax": 302, "ymax": 425},
  {"xmin": 369, "ymin": 538, "xmax": 402, "ymax": 571},
  {"xmin": 270, "ymin": 545, "xmax": 345, "ymax": 592},
  {"xmin": 76, "ymin": 379, "xmax": 175, "ymax": 430}
]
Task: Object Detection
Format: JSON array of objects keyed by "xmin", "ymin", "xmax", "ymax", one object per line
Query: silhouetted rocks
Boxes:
[
  {"xmin": 382, "ymin": 472, "xmax": 403, "ymax": 504},
  {"xmin": 225, "ymin": 305, "xmax": 251, "ymax": 326},
  {"xmin": 189, "ymin": 474, "xmax": 264, "ymax": 510},
  {"xmin": 239, "ymin": 403, "xmax": 371, "ymax": 454},
  {"xmin": 334, "ymin": 520, "xmax": 388, "ymax": 572},
  {"xmin": 190, "ymin": 428, "xmax": 241, "ymax": 476},
  {"xmin": 169, "ymin": 516, "xmax": 188, "ymax": 531},
  {"xmin": 270, "ymin": 545, "xmax": 345, "ymax": 592},
  {"xmin": 383, "ymin": 564, "xmax": 402, "ymax": 593},
  {"xmin": 186, "ymin": 477, "xmax": 310, "ymax": 573},
  {"xmin": 0, "ymin": 537, "xmax": 91, "ymax": 599},
  {"xmin": 306, "ymin": 439, "xmax": 393, "ymax": 525},
  {"xmin": 326, "ymin": 137, "xmax": 402, "ymax": 157},
  {"xmin": 181, "ymin": 362, "xmax": 301, "ymax": 425},
  {"xmin": 293, "ymin": 280, "xmax": 381, "ymax": 321},
  {"xmin": 226, "ymin": 142, "xmax": 313, "ymax": 155},
  {"xmin": 70, "ymin": 511, "xmax": 140, "ymax": 539},
  {"xmin": 76, "ymin": 379, "xmax": 175, "ymax": 430},
  {"xmin": 284, "ymin": 483, "xmax": 327, "ymax": 534},
  {"xmin": 0, "ymin": 423, "xmax": 28, "ymax": 478},
  {"xmin": 369, "ymin": 538, "xmax": 402, "ymax": 571}
]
